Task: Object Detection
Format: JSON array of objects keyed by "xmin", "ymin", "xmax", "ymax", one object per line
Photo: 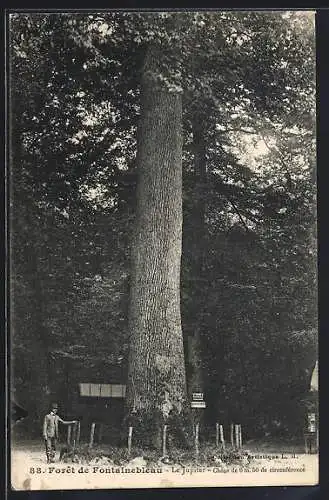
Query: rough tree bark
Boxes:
[{"xmin": 126, "ymin": 48, "xmax": 187, "ymax": 443}]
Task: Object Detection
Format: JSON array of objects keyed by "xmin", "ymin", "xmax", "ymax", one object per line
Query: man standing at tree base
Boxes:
[{"xmin": 43, "ymin": 403, "xmax": 77, "ymax": 463}]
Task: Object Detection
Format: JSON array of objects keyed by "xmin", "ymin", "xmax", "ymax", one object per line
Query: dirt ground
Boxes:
[{"xmin": 10, "ymin": 439, "xmax": 318, "ymax": 490}]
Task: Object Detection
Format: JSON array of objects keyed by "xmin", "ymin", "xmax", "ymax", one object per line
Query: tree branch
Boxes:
[
  {"xmin": 223, "ymin": 194, "xmax": 251, "ymax": 232},
  {"xmin": 216, "ymin": 127, "xmax": 257, "ymax": 136}
]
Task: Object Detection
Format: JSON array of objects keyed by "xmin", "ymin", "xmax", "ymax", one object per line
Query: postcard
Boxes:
[{"xmin": 8, "ymin": 9, "xmax": 318, "ymax": 490}]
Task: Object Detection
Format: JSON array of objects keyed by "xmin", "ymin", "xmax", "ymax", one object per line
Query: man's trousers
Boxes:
[{"xmin": 44, "ymin": 437, "xmax": 57, "ymax": 463}]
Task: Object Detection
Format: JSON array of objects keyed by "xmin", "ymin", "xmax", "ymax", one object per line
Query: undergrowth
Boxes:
[{"xmin": 60, "ymin": 442, "xmax": 249, "ymax": 467}]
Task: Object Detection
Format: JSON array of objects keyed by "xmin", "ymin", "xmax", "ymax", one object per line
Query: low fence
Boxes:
[
  {"xmin": 65, "ymin": 421, "xmax": 244, "ymax": 458},
  {"xmin": 64, "ymin": 418, "xmax": 318, "ymax": 456}
]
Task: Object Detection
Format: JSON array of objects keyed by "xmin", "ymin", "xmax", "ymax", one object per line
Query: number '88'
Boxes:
[{"xmin": 29, "ymin": 467, "xmax": 42, "ymax": 474}]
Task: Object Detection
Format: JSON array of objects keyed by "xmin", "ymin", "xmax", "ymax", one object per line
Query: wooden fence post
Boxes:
[
  {"xmin": 162, "ymin": 424, "xmax": 168, "ymax": 456},
  {"xmin": 67, "ymin": 425, "xmax": 72, "ymax": 445},
  {"xmin": 220, "ymin": 424, "xmax": 225, "ymax": 450},
  {"xmin": 215, "ymin": 423, "xmax": 219, "ymax": 447},
  {"xmin": 72, "ymin": 422, "xmax": 77, "ymax": 454},
  {"xmin": 89, "ymin": 422, "xmax": 95, "ymax": 449},
  {"xmin": 128, "ymin": 426, "xmax": 133, "ymax": 457},
  {"xmin": 230, "ymin": 423, "xmax": 234, "ymax": 447},
  {"xmin": 76, "ymin": 421, "xmax": 81, "ymax": 446},
  {"xmin": 235, "ymin": 424, "xmax": 239, "ymax": 449},
  {"xmin": 195, "ymin": 423, "xmax": 200, "ymax": 461}
]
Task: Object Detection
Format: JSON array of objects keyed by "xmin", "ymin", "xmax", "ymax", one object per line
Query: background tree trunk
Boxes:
[
  {"xmin": 126, "ymin": 50, "xmax": 187, "ymax": 441},
  {"xmin": 186, "ymin": 119, "xmax": 207, "ymax": 399},
  {"xmin": 10, "ymin": 111, "xmax": 51, "ymax": 433}
]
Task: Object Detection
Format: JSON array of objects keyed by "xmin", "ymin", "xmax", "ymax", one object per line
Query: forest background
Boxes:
[{"xmin": 9, "ymin": 11, "xmax": 317, "ymax": 442}]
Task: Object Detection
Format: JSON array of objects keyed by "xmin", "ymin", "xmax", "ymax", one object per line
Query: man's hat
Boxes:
[{"xmin": 51, "ymin": 403, "xmax": 58, "ymax": 409}]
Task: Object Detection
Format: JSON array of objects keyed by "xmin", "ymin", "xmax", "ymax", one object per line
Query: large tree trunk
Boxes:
[{"xmin": 126, "ymin": 49, "xmax": 187, "ymax": 445}]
